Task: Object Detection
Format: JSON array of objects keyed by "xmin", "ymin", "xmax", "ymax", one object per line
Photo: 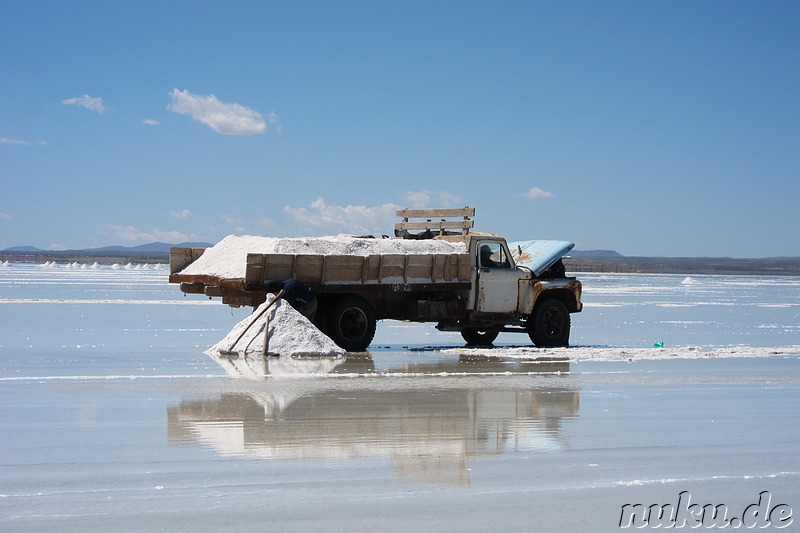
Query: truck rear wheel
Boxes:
[
  {"xmin": 323, "ymin": 295, "xmax": 376, "ymax": 352},
  {"xmin": 461, "ymin": 328, "xmax": 499, "ymax": 346},
  {"xmin": 527, "ymin": 298, "xmax": 570, "ymax": 347}
]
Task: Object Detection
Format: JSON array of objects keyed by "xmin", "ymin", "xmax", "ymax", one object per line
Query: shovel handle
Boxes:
[{"xmin": 225, "ymin": 289, "xmax": 285, "ymax": 353}]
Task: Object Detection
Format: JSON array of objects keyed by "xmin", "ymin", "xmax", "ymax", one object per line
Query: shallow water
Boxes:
[{"xmin": 1, "ymin": 264, "xmax": 798, "ymax": 532}]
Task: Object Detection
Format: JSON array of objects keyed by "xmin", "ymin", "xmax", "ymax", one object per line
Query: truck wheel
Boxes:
[
  {"xmin": 527, "ymin": 298, "xmax": 570, "ymax": 347},
  {"xmin": 324, "ymin": 295, "xmax": 376, "ymax": 352},
  {"xmin": 461, "ymin": 328, "xmax": 499, "ymax": 346}
]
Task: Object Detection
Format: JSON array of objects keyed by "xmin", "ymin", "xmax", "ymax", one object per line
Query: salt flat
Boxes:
[{"xmin": 1, "ymin": 264, "xmax": 798, "ymax": 532}]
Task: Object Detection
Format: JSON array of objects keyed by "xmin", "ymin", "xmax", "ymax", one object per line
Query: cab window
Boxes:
[{"xmin": 478, "ymin": 242, "xmax": 510, "ymax": 269}]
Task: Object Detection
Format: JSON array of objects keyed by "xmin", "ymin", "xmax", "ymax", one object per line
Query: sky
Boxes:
[{"xmin": 1, "ymin": 1, "xmax": 799, "ymax": 257}]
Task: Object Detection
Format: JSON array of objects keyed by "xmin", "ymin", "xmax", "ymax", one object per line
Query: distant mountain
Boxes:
[
  {"xmin": 570, "ymin": 249, "xmax": 624, "ymax": 258},
  {"xmin": 82, "ymin": 242, "xmax": 213, "ymax": 253},
  {"xmin": 2, "ymin": 245, "xmax": 44, "ymax": 252},
  {"xmin": 2, "ymin": 241, "xmax": 213, "ymax": 254}
]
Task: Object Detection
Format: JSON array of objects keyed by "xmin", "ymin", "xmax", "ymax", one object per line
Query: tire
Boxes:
[
  {"xmin": 323, "ymin": 295, "xmax": 376, "ymax": 352},
  {"xmin": 527, "ymin": 298, "xmax": 570, "ymax": 347},
  {"xmin": 461, "ymin": 328, "xmax": 499, "ymax": 346}
]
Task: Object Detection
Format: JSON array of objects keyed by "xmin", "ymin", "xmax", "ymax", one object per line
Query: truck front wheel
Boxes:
[
  {"xmin": 527, "ymin": 298, "xmax": 570, "ymax": 347},
  {"xmin": 323, "ymin": 295, "xmax": 376, "ymax": 352},
  {"xmin": 461, "ymin": 328, "xmax": 499, "ymax": 346}
]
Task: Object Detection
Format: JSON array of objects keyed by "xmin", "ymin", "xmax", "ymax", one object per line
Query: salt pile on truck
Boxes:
[{"xmin": 170, "ymin": 207, "xmax": 583, "ymax": 352}]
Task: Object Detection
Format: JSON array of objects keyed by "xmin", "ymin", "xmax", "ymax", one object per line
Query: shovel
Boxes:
[{"xmin": 219, "ymin": 289, "xmax": 285, "ymax": 355}]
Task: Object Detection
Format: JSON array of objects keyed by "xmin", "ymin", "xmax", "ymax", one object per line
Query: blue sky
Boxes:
[{"xmin": 2, "ymin": 1, "xmax": 798, "ymax": 257}]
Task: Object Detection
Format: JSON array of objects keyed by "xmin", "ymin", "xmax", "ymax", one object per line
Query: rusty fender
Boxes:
[{"xmin": 532, "ymin": 278, "xmax": 583, "ymax": 313}]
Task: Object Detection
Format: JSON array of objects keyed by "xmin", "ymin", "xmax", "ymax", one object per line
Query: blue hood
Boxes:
[{"xmin": 508, "ymin": 240, "xmax": 574, "ymax": 277}]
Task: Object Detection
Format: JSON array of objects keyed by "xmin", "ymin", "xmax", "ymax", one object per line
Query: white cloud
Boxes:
[
  {"xmin": 283, "ymin": 198, "xmax": 402, "ymax": 236},
  {"xmin": 1, "ymin": 137, "xmax": 47, "ymax": 146},
  {"xmin": 169, "ymin": 209, "xmax": 192, "ymax": 219},
  {"xmin": 0, "ymin": 212, "xmax": 12, "ymax": 220},
  {"xmin": 62, "ymin": 94, "xmax": 106, "ymax": 113},
  {"xmin": 167, "ymin": 89, "xmax": 270, "ymax": 135},
  {"xmin": 255, "ymin": 216, "xmax": 276, "ymax": 229},
  {"xmin": 220, "ymin": 214, "xmax": 243, "ymax": 226},
  {"xmin": 402, "ymin": 189, "xmax": 463, "ymax": 208},
  {"xmin": 219, "ymin": 214, "xmax": 245, "ymax": 233},
  {"xmin": 105, "ymin": 224, "xmax": 196, "ymax": 243},
  {"xmin": 142, "ymin": 119, "xmax": 160, "ymax": 126},
  {"xmin": 523, "ymin": 187, "xmax": 555, "ymax": 199}
]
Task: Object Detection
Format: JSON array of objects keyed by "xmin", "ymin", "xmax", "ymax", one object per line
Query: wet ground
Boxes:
[{"xmin": 1, "ymin": 265, "xmax": 798, "ymax": 532}]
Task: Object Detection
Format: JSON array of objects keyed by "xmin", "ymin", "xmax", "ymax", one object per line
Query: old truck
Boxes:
[{"xmin": 169, "ymin": 208, "xmax": 582, "ymax": 351}]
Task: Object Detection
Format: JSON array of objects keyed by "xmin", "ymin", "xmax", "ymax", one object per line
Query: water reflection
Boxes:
[
  {"xmin": 168, "ymin": 354, "xmax": 580, "ymax": 486},
  {"xmin": 207, "ymin": 348, "xmax": 570, "ymax": 379},
  {"xmin": 210, "ymin": 351, "xmax": 347, "ymax": 378}
]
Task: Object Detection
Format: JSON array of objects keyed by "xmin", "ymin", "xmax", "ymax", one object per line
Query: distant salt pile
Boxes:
[
  {"xmin": 681, "ymin": 276, "xmax": 700, "ymax": 285},
  {"xmin": 206, "ymin": 294, "xmax": 345, "ymax": 358},
  {"xmin": 180, "ymin": 234, "xmax": 467, "ymax": 279}
]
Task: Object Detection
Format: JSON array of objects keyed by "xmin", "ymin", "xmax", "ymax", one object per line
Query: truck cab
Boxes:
[
  {"xmin": 468, "ymin": 236, "xmax": 531, "ymax": 314},
  {"xmin": 433, "ymin": 229, "xmax": 582, "ymax": 347}
]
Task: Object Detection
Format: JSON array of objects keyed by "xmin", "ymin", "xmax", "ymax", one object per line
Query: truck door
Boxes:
[{"xmin": 474, "ymin": 241, "xmax": 526, "ymax": 314}]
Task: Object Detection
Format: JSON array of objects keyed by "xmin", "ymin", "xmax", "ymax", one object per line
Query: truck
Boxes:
[{"xmin": 169, "ymin": 207, "xmax": 582, "ymax": 352}]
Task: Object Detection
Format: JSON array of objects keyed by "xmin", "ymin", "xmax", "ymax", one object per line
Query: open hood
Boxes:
[{"xmin": 508, "ymin": 240, "xmax": 574, "ymax": 277}]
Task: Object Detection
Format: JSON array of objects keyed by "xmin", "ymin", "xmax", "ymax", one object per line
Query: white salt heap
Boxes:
[
  {"xmin": 206, "ymin": 294, "xmax": 345, "ymax": 358},
  {"xmin": 180, "ymin": 234, "xmax": 466, "ymax": 279}
]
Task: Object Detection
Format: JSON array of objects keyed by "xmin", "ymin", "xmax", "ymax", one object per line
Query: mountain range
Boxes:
[
  {"xmin": 2, "ymin": 243, "xmax": 798, "ymax": 275},
  {"xmin": 2, "ymin": 242, "xmax": 214, "ymax": 254}
]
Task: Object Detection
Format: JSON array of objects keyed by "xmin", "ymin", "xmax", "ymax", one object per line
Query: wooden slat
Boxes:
[
  {"xmin": 377, "ymin": 254, "xmax": 406, "ymax": 282},
  {"xmin": 394, "ymin": 220, "xmax": 474, "ymax": 231},
  {"xmin": 406, "ymin": 254, "xmax": 434, "ymax": 281},
  {"xmin": 262, "ymin": 254, "xmax": 296, "ymax": 281},
  {"xmin": 322, "ymin": 256, "xmax": 366, "ymax": 283},
  {"xmin": 295, "ymin": 255, "xmax": 324, "ymax": 283},
  {"xmin": 459, "ymin": 254, "xmax": 471, "ymax": 280},
  {"xmin": 364, "ymin": 255, "xmax": 382, "ymax": 282},
  {"xmin": 245, "ymin": 253, "xmax": 265, "ymax": 284},
  {"xmin": 169, "ymin": 247, "xmax": 205, "ymax": 275},
  {"xmin": 395, "ymin": 207, "xmax": 475, "ymax": 218}
]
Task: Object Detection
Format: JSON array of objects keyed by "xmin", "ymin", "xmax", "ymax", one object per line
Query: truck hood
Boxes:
[{"xmin": 508, "ymin": 240, "xmax": 575, "ymax": 277}]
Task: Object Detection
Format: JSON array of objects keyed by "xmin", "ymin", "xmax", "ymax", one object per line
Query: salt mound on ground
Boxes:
[
  {"xmin": 681, "ymin": 276, "xmax": 700, "ymax": 284},
  {"xmin": 206, "ymin": 294, "xmax": 345, "ymax": 357},
  {"xmin": 180, "ymin": 234, "xmax": 467, "ymax": 279}
]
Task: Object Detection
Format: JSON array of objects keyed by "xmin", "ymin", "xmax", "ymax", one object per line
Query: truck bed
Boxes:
[{"xmin": 170, "ymin": 247, "xmax": 472, "ymax": 307}]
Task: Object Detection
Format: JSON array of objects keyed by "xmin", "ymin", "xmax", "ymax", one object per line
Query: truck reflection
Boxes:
[{"xmin": 168, "ymin": 354, "xmax": 580, "ymax": 486}]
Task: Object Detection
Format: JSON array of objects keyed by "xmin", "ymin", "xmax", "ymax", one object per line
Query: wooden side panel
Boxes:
[
  {"xmin": 364, "ymin": 255, "xmax": 382, "ymax": 282},
  {"xmin": 406, "ymin": 254, "xmax": 434, "ymax": 281},
  {"xmin": 458, "ymin": 254, "xmax": 472, "ymax": 281},
  {"xmin": 245, "ymin": 253, "xmax": 265, "ymax": 284},
  {"xmin": 432, "ymin": 255, "xmax": 446, "ymax": 281},
  {"xmin": 323, "ymin": 256, "xmax": 366, "ymax": 283},
  {"xmin": 295, "ymin": 255, "xmax": 324, "ymax": 283},
  {"xmin": 169, "ymin": 247, "xmax": 205, "ymax": 275},
  {"xmin": 243, "ymin": 252, "xmax": 471, "ymax": 285},
  {"xmin": 378, "ymin": 254, "xmax": 406, "ymax": 282}
]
